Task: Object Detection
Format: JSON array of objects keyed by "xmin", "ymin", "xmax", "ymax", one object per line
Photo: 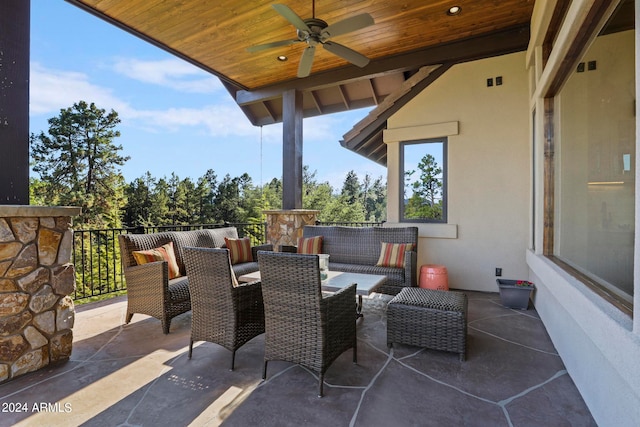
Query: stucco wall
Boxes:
[
  {"xmin": 385, "ymin": 52, "xmax": 530, "ymax": 293},
  {"xmin": 527, "ymin": 251, "xmax": 640, "ymax": 425}
]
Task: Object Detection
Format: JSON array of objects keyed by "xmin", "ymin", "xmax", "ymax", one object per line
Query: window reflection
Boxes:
[
  {"xmin": 401, "ymin": 139, "xmax": 447, "ymax": 222},
  {"xmin": 555, "ymin": 4, "xmax": 635, "ymax": 302}
]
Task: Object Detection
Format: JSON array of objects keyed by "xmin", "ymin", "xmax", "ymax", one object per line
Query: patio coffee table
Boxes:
[{"xmin": 238, "ymin": 270, "xmax": 386, "ymax": 318}]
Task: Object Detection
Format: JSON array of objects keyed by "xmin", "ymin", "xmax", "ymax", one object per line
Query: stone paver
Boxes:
[{"xmin": 0, "ymin": 292, "xmax": 595, "ymax": 426}]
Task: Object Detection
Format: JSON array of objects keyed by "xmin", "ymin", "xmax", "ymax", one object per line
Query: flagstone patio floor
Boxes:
[{"xmin": 0, "ymin": 291, "xmax": 596, "ymax": 426}]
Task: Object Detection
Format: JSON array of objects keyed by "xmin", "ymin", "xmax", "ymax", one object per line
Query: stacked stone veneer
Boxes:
[
  {"xmin": 0, "ymin": 206, "xmax": 81, "ymax": 383},
  {"xmin": 264, "ymin": 209, "xmax": 319, "ymax": 250}
]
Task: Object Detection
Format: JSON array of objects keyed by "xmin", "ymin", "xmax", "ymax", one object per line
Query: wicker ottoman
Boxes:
[{"xmin": 387, "ymin": 287, "xmax": 468, "ymax": 361}]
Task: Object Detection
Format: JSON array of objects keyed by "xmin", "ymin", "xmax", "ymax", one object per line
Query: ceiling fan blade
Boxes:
[
  {"xmin": 323, "ymin": 41, "xmax": 370, "ymax": 68},
  {"xmin": 297, "ymin": 45, "xmax": 316, "ymax": 77},
  {"xmin": 321, "ymin": 13, "xmax": 374, "ymax": 39},
  {"xmin": 247, "ymin": 39, "xmax": 299, "ymax": 52},
  {"xmin": 273, "ymin": 4, "xmax": 311, "ymax": 33}
]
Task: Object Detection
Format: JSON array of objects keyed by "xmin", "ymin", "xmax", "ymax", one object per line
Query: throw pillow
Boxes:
[
  {"xmin": 297, "ymin": 236, "xmax": 323, "ymax": 254},
  {"xmin": 132, "ymin": 241, "xmax": 181, "ymax": 279},
  {"xmin": 225, "ymin": 237, "xmax": 253, "ymax": 264},
  {"xmin": 376, "ymin": 242, "xmax": 415, "ymax": 268}
]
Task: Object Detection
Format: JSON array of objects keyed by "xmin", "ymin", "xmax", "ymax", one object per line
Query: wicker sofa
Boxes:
[
  {"xmin": 118, "ymin": 227, "xmax": 272, "ymax": 333},
  {"xmin": 286, "ymin": 225, "xmax": 419, "ymax": 296}
]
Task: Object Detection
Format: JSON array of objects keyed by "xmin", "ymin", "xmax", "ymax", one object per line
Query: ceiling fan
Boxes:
[{"xmin": 247, "ymin": 1, "xmax": 374, "ymax": 78}]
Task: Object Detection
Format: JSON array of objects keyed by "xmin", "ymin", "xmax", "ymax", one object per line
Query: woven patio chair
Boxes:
[
  {"xmin": 118, "ymin": 233, "xmax": 191, "ymax": 334},
  {"xmin": 257, "ymin": 251, "xmax": 357, "ymax": 397},
  {"xmin": 183, "ymin": 247, "xmax": 265, "ymax": 370}
]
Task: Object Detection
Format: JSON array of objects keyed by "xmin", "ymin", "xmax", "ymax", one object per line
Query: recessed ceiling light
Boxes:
[
  {"xmin": 277, "ymin": 55, "xmax": 288, "ymax": 61},
  {"xmin": 447, "ymin": 6, "xmax": 462, "ymax": 16}
]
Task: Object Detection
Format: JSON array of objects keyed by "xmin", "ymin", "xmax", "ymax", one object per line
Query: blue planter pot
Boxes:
[{"xmin": 497, "ymin": 279, "xmax": 534, "ymax": 310}]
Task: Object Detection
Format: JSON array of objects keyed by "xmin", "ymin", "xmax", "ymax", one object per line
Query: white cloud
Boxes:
[
  {"xmin": 129, "ymin": 104, "xmax": 257, "ymax": 137},
  {"xmin": 29, "ymin": 63, "xmax": 253, "ymax": 137},
  {"xmin": 304, "ymin": 115, "xmax": 346, "ymax": 143},
  {"xmin": 112, "ymin": 58, "xmax": 223, "ymax": 93},
  {"xmin": 27, "ymin": 63, "xmax": 384, "ymax": 189},
  {"xmin": 30, "ymin": 62, "xmax": 128, "ymax": 115}
]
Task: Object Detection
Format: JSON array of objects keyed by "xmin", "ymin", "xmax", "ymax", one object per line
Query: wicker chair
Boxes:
[
  {"xmin": 257, "ymin": 251, "xmax": 357, "ymax": 397},
  {"xmin": 118, "ymin": 228, "xmax": 269, "ymax": 334},
  {"xmin": 118, "ymin": 233, "xmax": 192, "ymax": 334},
  {"xmin": 183, "ymin": 247, "xmax": 265, "ymax": 370}
]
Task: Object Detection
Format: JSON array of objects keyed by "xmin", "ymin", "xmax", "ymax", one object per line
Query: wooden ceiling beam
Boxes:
[
  {"xmin": 338, "ymin": 85, "xmax": 350, "ymax": 109},
  {"xmin": 368, "ymin": 79, "xmax": 380, "ymax": 105},
  {"xmin": 310, "ymin": 90, "xmax": 323, "ymax": 114},
  {"xmin": 235, "ymin": 24, "xmax": 529, "ymax": 106},
  {"xmin": 261, "ymin": 101, "xmax": 277, "ymax": 123}
]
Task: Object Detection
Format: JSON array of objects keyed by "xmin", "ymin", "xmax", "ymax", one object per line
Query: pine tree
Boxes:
[
  {"xmin": 30, "ymin": 101, "xmax": 129, "ymax": 227},
  {"xmin": 302, "ymin": 166, "xmax": 333, "ymax": 215},
  {"xmin": 123, "ymin": 172, "xmax": 155, "ymax": 226},
  {"xmin": 405, "ymin": 153, "xmax": 443, "ymax": 220},
  {"xmin": 340, "ymin": 170, "xmax": 362, "ymax": 205}
]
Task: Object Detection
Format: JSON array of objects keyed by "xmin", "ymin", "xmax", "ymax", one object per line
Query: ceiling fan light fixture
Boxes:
[
  {"xmin": 447, "ymin": 6, "xmax": 462, "ymax": 16},
  {"xmin": 248, "ymin": 2, "xmax": 375, "ymax": 78}
]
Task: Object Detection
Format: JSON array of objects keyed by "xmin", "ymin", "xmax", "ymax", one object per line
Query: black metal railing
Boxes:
[
  {"xmin": 71, "ymin": 222, "xmax": 267, "ymax": 301},
  {"xmin": 71, "ymin": 221, "xmax": 385, "ymax": 301},
  {"xmin": 73, "ymin": 227, "xmax": 128, "ymax": 301}
]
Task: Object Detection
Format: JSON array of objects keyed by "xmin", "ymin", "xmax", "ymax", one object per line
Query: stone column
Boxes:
[
  {"xmin": 0, "ymin": 205, "xmax": 81, "ymax": 383},
  {"xmin": 264, "ymin": 209, "xmax": 319, "ymax": 250}
]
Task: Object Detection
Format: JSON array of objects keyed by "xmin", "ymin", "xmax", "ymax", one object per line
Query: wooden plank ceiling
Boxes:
[{"xmin": 66, "ymin": 0, "xmax": 534, "ymax": 161}]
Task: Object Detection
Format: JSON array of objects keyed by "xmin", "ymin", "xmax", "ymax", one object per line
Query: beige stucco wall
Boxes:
[{"xmin": 385, "ymin": 52, "xmax": 530, "ymax": 293}]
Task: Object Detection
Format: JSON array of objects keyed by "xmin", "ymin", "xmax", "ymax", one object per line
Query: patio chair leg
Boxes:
[
  {"xmin": 230, "ymin": 351, "xmax": 236, "ymax": 371},
  {"xmin": 188, "ymin": 340, "xmax": 194, "ymax": 359},
  {"xmin": 125, "ymin": 313, "xmax": 134, "ymax": 324},
  {"xmin": 353, "ymin": 341, "xmax": 357, "ymax": 364},
  {"xmin": 162, "ymin": 319, "xmax": 171, "ymax": 334},
  {"xmin": 318, "ymin": 373, "xmax": 324, "ymax": 398},
  {"xmin": 262, "ymin": 360, "xmax": 268, "ymax": 380}
]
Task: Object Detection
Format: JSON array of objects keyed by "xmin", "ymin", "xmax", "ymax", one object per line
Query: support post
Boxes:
[
  {"xmin": 282, "ymin": 89, "xmax": 303, "ymax": 209},
  {"xmin": 0, "ymin": 1, "xmax": 30, "ymax": 205}
]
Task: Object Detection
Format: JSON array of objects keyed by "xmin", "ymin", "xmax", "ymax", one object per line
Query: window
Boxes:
[
  {"xmin": 400, "ymin": 138, "xmax": 447, "ymax": 223},
  {"xmin": 553, "ymin": 4, "xmax": 635, "ymax": 306}
]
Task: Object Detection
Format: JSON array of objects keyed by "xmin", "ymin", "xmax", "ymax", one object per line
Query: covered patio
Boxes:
[
  {"xmin": 2, "ymin": 293, "xmax": 594, "ymax": 426},
  {"xmin": 1, "ymin": 1, "xmax": 638, "ymax": 425}
]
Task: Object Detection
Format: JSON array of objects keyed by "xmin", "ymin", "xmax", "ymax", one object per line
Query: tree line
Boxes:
[
  {"xmin": 30, "ymin": 101, "xmax": 387, "ymax": 229},
  {"xmin": 120, "ymin": 166, "xmax": 387, "ymax": 229}
]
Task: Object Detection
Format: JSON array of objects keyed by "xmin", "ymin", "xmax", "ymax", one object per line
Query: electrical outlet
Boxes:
[
  {"xmin": 486, "ymin": 78, "xmax": 493, "ymax": 87},
  {"xmin": 496, "ymin": 76, "xmax": 503, "ymax": 86},
  {"xmin": 495, "ymin": 268, "xmax": 502, "ymax": 277}
]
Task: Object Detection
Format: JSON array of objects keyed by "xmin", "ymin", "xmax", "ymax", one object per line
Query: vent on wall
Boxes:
[
  {"xmin": 577, "ymin": 60, "xmax": 597, "ymax": 72},
  {"xmin": 486, "ymin": 76, "xmax": 503, "ymax": 87}
]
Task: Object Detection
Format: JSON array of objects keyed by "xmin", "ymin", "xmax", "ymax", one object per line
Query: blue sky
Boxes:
[{"xmin": 29, "ymin": 1, "xmax": 386, "ymax": 190}]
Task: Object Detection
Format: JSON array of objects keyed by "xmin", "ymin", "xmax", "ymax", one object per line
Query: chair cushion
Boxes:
[
  {"xmin": 297, "ymin": 236, "xmax": 323, "ymax": 254},
  {"xmin": 132, "ymin": 241, "xmax": 181, "ymax": 279},
  {"xmin": 167, "ymin": 276, "xmax": 191, "ymax": 302},
  {"xmin": 376, "ymin": 242, "xmax": 414, "ymax": 268},
  {"xmin": 225, "ymin": 237, "xmax": 253, "ymax": 264},
  {"xmin": 232, "ymin": 260, "xmax": 260, "ymax": 277},
  {"xmin": 231, "ymin": 261, "xmax": 260, "ymax": 287}
]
